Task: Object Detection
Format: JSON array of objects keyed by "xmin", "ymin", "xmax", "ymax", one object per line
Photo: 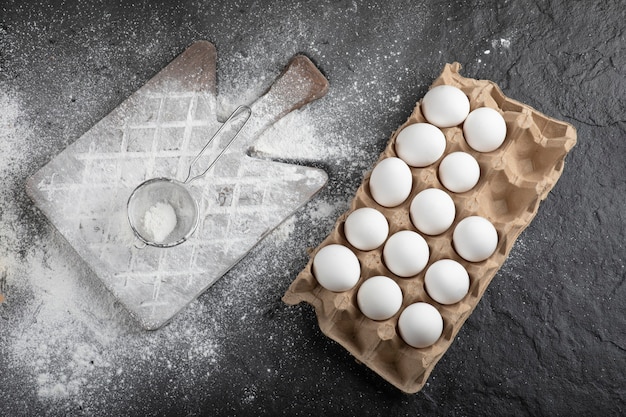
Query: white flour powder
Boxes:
[
  {"xmin": 0, "ymin": 74, "xmax": 348, "ymax": 410},
  {"xmin": 143, "ymin": 201, "xmax": 178, "ymax": 243},
  {"xmin": 0, "ymin": 13, "xmax": 401, "ymax": 410}
]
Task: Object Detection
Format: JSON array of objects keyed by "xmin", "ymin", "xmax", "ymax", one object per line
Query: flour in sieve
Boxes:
[{"xmin": 143, "ymin": 201, "xmax": 177, "ymax": 243}]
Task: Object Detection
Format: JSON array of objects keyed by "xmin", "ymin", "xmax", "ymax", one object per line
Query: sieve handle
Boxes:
[{"xmin": 184, "ymin": 105, "xmax": 252, "ymax": 183}]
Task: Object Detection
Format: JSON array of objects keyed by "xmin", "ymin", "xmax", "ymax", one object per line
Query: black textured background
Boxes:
[{"xmin": 1, "ymin": 1, "xmax": 624, "ymax": 416}]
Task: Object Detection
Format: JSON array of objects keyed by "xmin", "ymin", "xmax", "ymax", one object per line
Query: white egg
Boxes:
[
  {"xmin": 409, "ymin": 188, "xmax": 456, "ymax": 235},
  {"xmin": 357, "ymin": 276, "xmax": 403, "ymax": 321},
  {"xmin": 424, "ymin": 259, "xmax": 470, "ymax": 305},
  {"xmin": 369, "ymin": 157, "xmax": 413, "ymax": 207},
  {"xmin": 438, "ymin": 151, "xmax": 480, "ymax": 193},
  {"xmin": 344, "ymin": 207, "xmax": 389, "ymax": 251},
  {"xmin": 312, "ymin": 244, "xmax": 361, "ymax": 292},
  {"xmin": 463, "ymin": 107, "xmax": 507, "ymax": 152},
  {"xmin": 395, "ymin": 123, "xmax": 446, "ymax": 167},
  {"xmin": 452, "ymin": 216, "xmax": 498, "ymax": 262},
  {"xmin": 398, "ymin": 302, "xmax": 443, "ymax": 348},
  {"xmin": 421, "ymin": 85, "xmax": 470, "ymax": 128},
  {"xmin": 383, "ymin": 230, "xmax": 429, "ymax": 277}
]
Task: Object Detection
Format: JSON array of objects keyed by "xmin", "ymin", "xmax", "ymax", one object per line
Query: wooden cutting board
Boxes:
[{"xmin": 27, "ymin": 41, "xmax": 329, "ymax": 329}]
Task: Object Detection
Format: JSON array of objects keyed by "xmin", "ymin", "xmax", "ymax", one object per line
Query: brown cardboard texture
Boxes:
[{"xmin": 283, "ymin": 62, "xmax": 577, "ymax": 393}]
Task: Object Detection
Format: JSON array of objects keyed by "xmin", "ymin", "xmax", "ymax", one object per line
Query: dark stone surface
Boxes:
[{"xmin": 0, "ymin": 0, "xmax": 624, "ymax": 416}]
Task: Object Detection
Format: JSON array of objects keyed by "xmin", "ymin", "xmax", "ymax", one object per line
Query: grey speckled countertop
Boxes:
[{"xmin": 1, "ymin": 1, "xmax": 624, "ymax": 416}]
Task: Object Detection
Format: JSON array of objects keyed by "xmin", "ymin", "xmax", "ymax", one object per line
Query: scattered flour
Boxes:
[
  {"xmin": 491, "ymin": 38, "xmax": 513, "ymax": 51},
  {"xmin": 0, "ymin": 7, "xmax": 399, "ymax": 412},
  {"xmin": 307, "ymin": 200, "xmax": 340, "ymax": 222},
  {"xmin": 251, "ymin": 110, "xmax": 349, "ymax": 162},
  {"xmin": 0, "ymin": 42, "xmax": 362, "ymax": 410},
  {"xmin": 0, "ymin": 88, "xmax": 225, "ymax": 408}
]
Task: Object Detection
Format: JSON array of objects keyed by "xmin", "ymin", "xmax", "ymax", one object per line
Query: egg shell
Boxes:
[
  {"xmin": 395, "ymin": 123, "xmax": 446, "ymax": 167},
  {"xmin": 369, "ymin": 157, "xmax": 413, "ymax": 207},
  {"xmin": 397, "ymin": 302, "xmax": 444, "ymax": 348},
  {"xmin": 452, "ymin": 216, "xmax": 498, "ymax": 262},
  {"xmin": 357, "ymin": 276, "xmax": 403, "ymax": 321},
  {"xmin": 421, "ymin": 85, "xmax": 470, "ymax": 128},
  {"xmin": 424, "ymin": 259, "xmax": 470, "ymax": 305},
  {"xmin": 344, "ymin": 207, "xmax": 389, "ymax": 251},
  {"xmin": 463, "ymin": 107, "xmax": 507, "ymax": 152},
  {"xmin": 312, "ymin": 244, "xmax": 361, "ymax": 292},
  {"xmin": 382, "ymin": 230, "xmax": 430, "ymax": 278},
  {"xmin": 409, "ymin": 188, "xmax": 456, "ymax": 235},
  {"xmin": 438, "ymin": 151, "xmax": 480, "ymax": 193}
]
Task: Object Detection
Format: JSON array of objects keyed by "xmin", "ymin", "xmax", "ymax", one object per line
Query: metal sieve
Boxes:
[{"xmin": 127, "ymin": 105, "xmax": 252, "ymax": 248}]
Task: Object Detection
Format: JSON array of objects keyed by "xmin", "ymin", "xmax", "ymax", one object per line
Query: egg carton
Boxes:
[{"xmin": 282, "ymin": 63, "xmax": 577, "ymax": 393}]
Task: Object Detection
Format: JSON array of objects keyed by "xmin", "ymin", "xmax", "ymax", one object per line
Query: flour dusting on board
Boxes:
[
  {"xmin": 0, "ymin": 66, "xmax": 349, "ymax": 409},
  {"xmin": 0, "ymin": 7, "xmax": 405, "ymax": 410}
]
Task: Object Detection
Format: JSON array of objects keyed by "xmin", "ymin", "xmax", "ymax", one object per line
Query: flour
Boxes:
[
  {"xmin": 142, "ymin": 201, "xmax": 177, "ymax": 243},
  {"xmin": 0, "ymin": 10, "xmax": 386, "ymax": 412},
  {"xmin": 0, "ymin": 53, "xmax": 352, "ymax": 411},
  {"xmin": 0, "ymin": 86, "xmax": 221, "ymax": 408}
]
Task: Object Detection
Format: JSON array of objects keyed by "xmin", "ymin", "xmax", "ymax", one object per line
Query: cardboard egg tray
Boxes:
[{"xmin": 282, "ymin": 62, "xmax": 577, "ymax": 393}]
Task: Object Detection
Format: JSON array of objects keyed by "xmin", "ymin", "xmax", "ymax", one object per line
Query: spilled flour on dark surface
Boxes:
[
  {"xmin": 0, "ymin": 39, "xmax": 371, "ymax": 412},
  {"xmin": 2, "ymin": 1, "xmax": 625, "ymax": 416},
  {"xmin": 0, "ymin": 85, "xmax": 338, "ymax": 408}
]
